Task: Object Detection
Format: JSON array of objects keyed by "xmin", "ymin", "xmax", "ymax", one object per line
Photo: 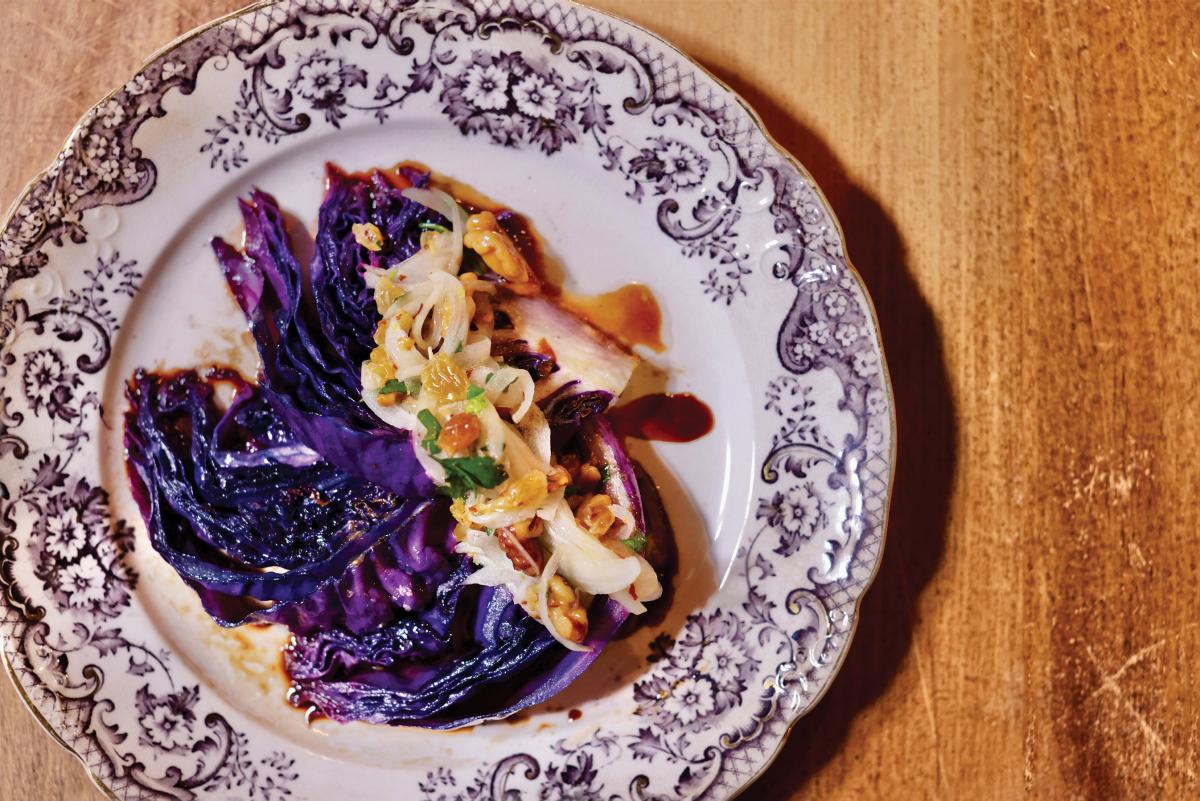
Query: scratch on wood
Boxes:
[
  {"xmin": 1083, "ymin": 644, "xmax": 1196, "ymax": 783},
  {"xmin": 898, "ymin": 554, "xmax": 947, "ymax": 798},
  {"xmin": 1084, "ymin": 641, "xmax": 1165, "ymax": 703}
]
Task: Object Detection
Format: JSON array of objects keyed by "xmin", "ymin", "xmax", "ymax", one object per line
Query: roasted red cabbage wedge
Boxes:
[
  {"xmin": 124, "ymin": 369, "xmax": 644, "ymax": 727},
  {"xmin": 211, "ymin": 181, "xmax": 436, "ymax": 498}
]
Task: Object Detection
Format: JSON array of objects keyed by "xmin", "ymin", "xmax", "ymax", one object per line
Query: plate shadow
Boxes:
[{"xmin": 696, "ymin": 62, "xmax": 958, "ymax": 799}]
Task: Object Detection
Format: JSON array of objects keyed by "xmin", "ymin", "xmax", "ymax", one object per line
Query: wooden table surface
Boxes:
[{"xmin": 3, "ymin": 1, "xmax": 1197, "ymax": 799}]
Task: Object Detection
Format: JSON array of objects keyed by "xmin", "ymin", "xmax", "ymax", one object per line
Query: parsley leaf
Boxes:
[
  {"xmin": 465, "ymin": 385, "xmax": 488, "ymax": 414},
  {"xmin": 379, "ymin": 378, "xmax": 406, "ymax": 395},
  {"xmin": 598, "ymin": 463, "xmax": 611, "ymax": 485},
  {"xmin": 418, "ymin": 409, "xmax": 442, "ymax": 455},
  {"xmin": 405, "ymin": 377, "xmax": 422, "ymax": 395},
  {"xmin": 437, "ymin": 456, "xmax": 507, "ymax": 499},
  {"xmin": 624, "ymin": 531, "xmax": 647, "ymax": 553}
]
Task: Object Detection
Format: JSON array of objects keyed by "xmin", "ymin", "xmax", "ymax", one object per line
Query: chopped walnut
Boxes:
[
  {"xmin": 498, "ymin": 528, "xmax": 544, "ymax": 577},
  {"xmin": 546, "ymin": 575, "xmax": 588, "ymax": 643},
  {"xmin": 352, "ymin": 222, "xmax": 384, "ymax": 251},
  {"xmin": 505, "ymin": 517, "xmax": 544, "ymax": 541},
  {"xmin": 575, "ymin": 494, "xmax": 615, "ymax": 537},
  {"xmin": 578, "ymin": 463, "xmax": 602, "ymax": 489},
  {"xmin": 462, "ymin": 211, "xmax": 538, "ymax": 293},
  {"xmin": 547, "ymin": 465, "xmax": 571, "ymax": 493}
]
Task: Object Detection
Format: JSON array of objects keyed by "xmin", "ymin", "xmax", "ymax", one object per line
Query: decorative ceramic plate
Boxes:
[{"xmin": 0, "ymin": 1, "xmax": 894, "ymax": 799}]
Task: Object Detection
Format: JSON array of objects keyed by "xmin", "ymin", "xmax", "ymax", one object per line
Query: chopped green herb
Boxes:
[
  {"xmin": 379, "ymin": 378, "xmax": 407, "ymax": 395},
  {"xmin": 455, "ymin": 341, "xmax": 464, "ymax": 354},
  {"xmin": 436, "ymin": 455, "xmax": 507, "ymax": 499},
  {"xmin": 484, "ymin": 527, "xmax": 495, "ymax": 536},
  {"xmin": 485, "ymin": 372, "xmax": 494, "ymax": 384},
  {"xmin": 598, "ymin": 463, "xmax": 611, "ymax": 485},
  {"xmin": 418, "ymin": 409, "xmax": 442, "ymax": 455},
  {"xmin": 418, "ymin": 221, "xmax": 449, "ymax": 233},
  {"xmin": 624, "ymin": 531, "xmax": 647, "ymax": 553},
  {"xmin": 465, "ymin": 385, "xmax": 489, "ymax": 414},
  {"xmin": 405, "ymin": 377, "xmax": 422, "ymax": 395}
]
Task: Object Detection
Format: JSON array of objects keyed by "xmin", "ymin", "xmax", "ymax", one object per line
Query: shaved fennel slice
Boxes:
[
  {"xmin": 543, "ymin": 501, "xmax": 641, "ymax": 595},
  {"xmin": 608, "ymin": 501, "xmax": 638, "ymax": 539},
  {"xmin": 486, "ymin": 365, "xmax": 534, "ymax": 422},
  {"xmin": 426, "ymin": 270, "xmax": 470, "ymax": 355},
  {"xmin": 401, "ymin": 187, "xmax": 467, "ymax": 274},
  {"xmin": 609, "ymin": 590, "xmax": 647, "ymax": 615},
  {"xmin": 517, "ymin": 404, "xmax": 552, "ymax": 467},
  {"xmin": 499, "ymin": 293, "xmax": 636, "ymax": 403},
  {"xmin": 458, "ymin": 337, "xmax": 494, "ymax": 369},
  {"xmin": 458, "ymin": 529, "xmax": 534, "ymax": 593},
  {"xmin": 474, "ymin": 404, "xmax": 508, "ymax": 461}
]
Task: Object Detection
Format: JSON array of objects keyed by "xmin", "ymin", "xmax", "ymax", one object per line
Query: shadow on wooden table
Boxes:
[{"xmin": 699, "ymin": 63, "xmax": 957, "ymax": 798}]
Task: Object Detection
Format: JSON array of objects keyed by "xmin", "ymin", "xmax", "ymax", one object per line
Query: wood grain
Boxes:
[{"xmin": 2, "ymin": 2, "xmax": 1197, "ymax": 799}]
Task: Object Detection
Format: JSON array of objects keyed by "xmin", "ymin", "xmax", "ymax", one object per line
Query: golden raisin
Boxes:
[
  {"xmin": 421, "ymin": 353, "xmax": 469, "ymax": 403},
  {"xmin": 475, "ymin": 471, "xmax": 548, "ymax": 516},
  {"xmin": 449, "ymin": 498, "xmax": 469, "ymax": 527},
  {"xmin": 438, "ymin": 413, "xmax": 481, "ymax": 456},
  {"xmin": 360, "ymin": 362, "xmax": 391, "ymax": 392}
]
